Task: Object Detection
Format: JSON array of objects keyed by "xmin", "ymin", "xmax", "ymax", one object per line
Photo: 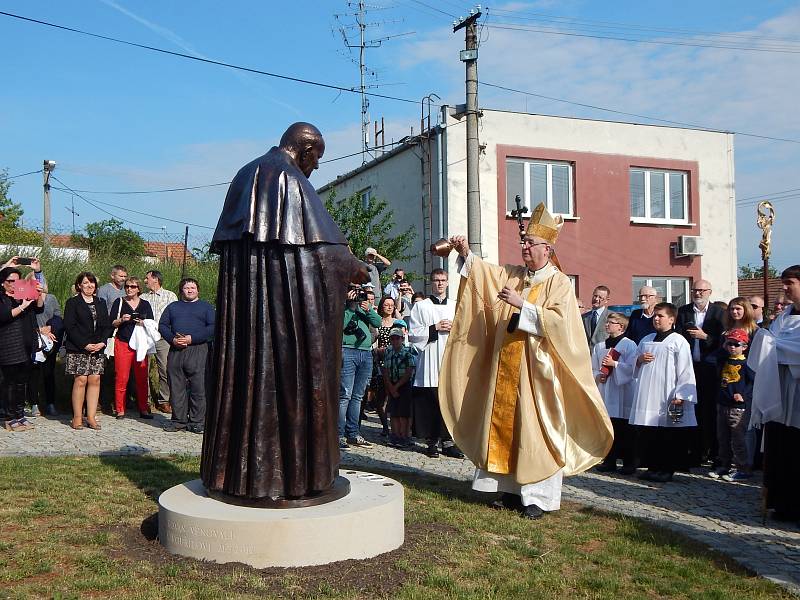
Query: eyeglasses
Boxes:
[
  {"xmin": 691, "ymin": 288, "xmax": 711, "ymax": 293},
  {"xmin": 520, "ymin": 239, "xmax": 548, "ymax": 248},
  {"xmin": 124, "ymin": 285, "xmax": 139, "ymax": 289},
  {"xmin": 3, "ymin": 278, "xmax": 19, "ymax": 283},
  {"xmin": 638, "ymin": 294, "xmax": 656, "ymax": 298},
  {"xmin": 724, "ymin": 341, "xmax": 746, "ymax": 347}
]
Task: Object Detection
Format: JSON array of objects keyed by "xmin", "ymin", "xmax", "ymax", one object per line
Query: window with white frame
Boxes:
[
  {"xmin": 632, "ymin": 277, "xmax": 689, "ymax": 307},
  {"xmin": 358, "ymin": 187, "xmax": 373, "ymax": 209},
  {"xmin": 566, "ymin": 274, "xmax": 577, "ymax": 291},
  {"xmin": 630, "ymin": 168, "xmax": 688, "ymax": 223},
  {"xmin": 506, "ymin": 159, "xmax": 574, "ymax": 217}
]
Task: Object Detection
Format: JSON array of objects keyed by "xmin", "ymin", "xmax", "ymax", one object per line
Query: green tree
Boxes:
[
  {"xmin": 0, "ymin": 170, "xmax": 24, "ymax": 228},
  {"xmin": 191, "ymin": 240, "xmax": 219, "ymax": 263},
  {"xmin": 72, "ymin": 218, "xmax": 146, "ymax": 257},
  {"xmin": 324, "ymin": 190, "xmax": 416, "ymax": 276},
  {"xmin": 0, "ymin": 169, "xmax": 43, "ymax": 245},
  {"xmin": 738, "ymin": 263, "xmax": 779, "ymax": 279}
]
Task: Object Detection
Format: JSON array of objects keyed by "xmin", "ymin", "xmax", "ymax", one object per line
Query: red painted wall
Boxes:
[{"xmin": 496, "ymin": 145, "xmax": 701, "ymax": 304}]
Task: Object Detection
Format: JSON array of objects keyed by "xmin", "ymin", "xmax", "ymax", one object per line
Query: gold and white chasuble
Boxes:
[{"xmin": 439, "ymin": 254, "xmax": 613, "ymax": 494}]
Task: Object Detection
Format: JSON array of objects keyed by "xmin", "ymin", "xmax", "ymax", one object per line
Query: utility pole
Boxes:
[
  {"xmin": 357, "ymin": 0, "xmax": 369, "ymax": 162},
  {"xmin": 65, "ymin": 194, "xmax": 79, "ymax": 234},
  {"xmin": 42, "ymin": 160, "xmax": 56, "ymax": 250},
  {"xmin": 162, "ymin": 226, "xmax": 169, "ymax": 261},
  {"xmin": 334, "ymin": 2, "xmax": 413, "ymax": 163},
  {"xmin": 454, "ymin": 8, "xmax": 482, "ymax": 256}
]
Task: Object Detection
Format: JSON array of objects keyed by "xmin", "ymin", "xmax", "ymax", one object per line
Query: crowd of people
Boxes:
[
  {"xmin": 1, "ymin": 239, "xmax": 798, "ymax": 524},
  {"xmin": 0, "ymin": 259, "xmax": 214, "ymax": 434},
  {"xmin": 578, "ymin": 273, "xmax": 800, "ymax": 524},
  {"xmin": 337, "ymin": 248, "xmax": 462, "ymax": 458}
]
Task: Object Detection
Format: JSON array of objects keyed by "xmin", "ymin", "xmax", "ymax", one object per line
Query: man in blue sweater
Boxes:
[{"xmin": 158, "ymin": 278, "xmax": 216, "ymax": 433}]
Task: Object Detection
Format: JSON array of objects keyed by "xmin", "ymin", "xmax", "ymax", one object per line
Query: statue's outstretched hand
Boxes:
[{"xmin": 352, "ymin": 264, "xmax": 371, "ymax": 285}]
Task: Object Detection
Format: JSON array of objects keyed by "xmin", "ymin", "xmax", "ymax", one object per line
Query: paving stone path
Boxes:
[{"xmin": 2, "ymin": 411, "xmax": 798, "ymax": 595}]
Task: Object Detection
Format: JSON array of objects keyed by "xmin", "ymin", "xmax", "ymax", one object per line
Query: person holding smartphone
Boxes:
[
  {"xmin": 0, "ymin": 266, "xmax": 45, "ymax": 431},
  {"xmin": 109, "ymin": 277, "xmax": 154, "ymax": 419}
]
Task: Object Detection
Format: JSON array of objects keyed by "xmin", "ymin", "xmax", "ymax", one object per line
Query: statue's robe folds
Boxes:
[
  {"xmin": 201, "ymin": 147, "xmax": 363, "ymax": 503},
  {"xmin": 439, "ymin": 255, "xmax": 613, "ymax": 486}
]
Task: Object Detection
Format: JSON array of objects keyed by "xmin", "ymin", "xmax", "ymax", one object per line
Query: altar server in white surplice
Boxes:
[
  {"xmin": 748, "ymin": 264, "xmax": 800, "ymax": 522},
  {"xmin": 629, "ymin": 302, "xmax": 697, "ymax": 483},
  {"xmin": 591, "ymin": 312, "xmax": 638, "ymax": 474},
  {"xmin": 408, "ymin": 268, "xmax": 462, "ymax": 459}
]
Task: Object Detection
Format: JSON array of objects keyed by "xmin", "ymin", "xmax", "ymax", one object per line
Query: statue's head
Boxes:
[{"xmin": 279, "ymin": 122, "xmax": 325, "ymax": 177}]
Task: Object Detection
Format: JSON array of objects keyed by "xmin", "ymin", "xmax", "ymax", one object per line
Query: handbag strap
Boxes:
[{"xmin": 110, "ymin": 297, "xmax": 123, "ymax": 338}]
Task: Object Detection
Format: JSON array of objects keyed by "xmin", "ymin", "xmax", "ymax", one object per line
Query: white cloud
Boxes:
[
  {"xmin": 98, "ymin": 0, "xmax": 301, "ymax": 115},
  {"xmin": 396, "ymin": 7, "xmax": 800, "ymax": 269}
]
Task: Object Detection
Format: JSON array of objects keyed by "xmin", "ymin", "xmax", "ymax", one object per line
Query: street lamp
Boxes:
[{"xmin": 43, "ymin": 160, "xmax": 56, "ymax": 250}]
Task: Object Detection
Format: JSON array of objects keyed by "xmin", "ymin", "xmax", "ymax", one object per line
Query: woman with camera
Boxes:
[
  {"xmin": 109, "ymin": 276, "xmax": 154, "ymax": 419},
  {"xmin": 0, "ymin": 265, "xmax": 45, "ymax": 431},
  {"xmin": 63, "ymin": 271, "xmax": 112, "ymax": 430}
]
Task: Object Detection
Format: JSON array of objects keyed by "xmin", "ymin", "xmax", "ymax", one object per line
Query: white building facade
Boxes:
[{"xmin": 319, "ymin": 108, "xmax": 737, "ymax": 304}]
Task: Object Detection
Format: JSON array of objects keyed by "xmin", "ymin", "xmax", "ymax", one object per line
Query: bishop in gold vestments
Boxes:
[{"xmin": 439, "ymin": 205, "xmax": 612, "ymax": 517}]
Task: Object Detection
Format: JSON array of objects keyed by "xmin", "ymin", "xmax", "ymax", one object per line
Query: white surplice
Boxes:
[
  {"xmin": 591, "ymin": 337, "xmax": 638, "ymax": 420},
  {"xmin": 629, "ymin": 331, "xmax": 697, "ymax": 428},
  {"xmin": 408, "ymin": 297, "xmax": 455, "ymax": 388},
  {"xmin": 748, "ymin": 307, "xmax": 800, "ymax": 428}
]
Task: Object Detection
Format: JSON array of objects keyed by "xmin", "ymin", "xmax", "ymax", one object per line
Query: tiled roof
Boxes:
[
  {"xmin": 737, "ymin": 278, "xmax": 783, "ymax": 301},
  {"xmin": 143, "ymin": 241, "xmax": 195, "ymax": 262}
]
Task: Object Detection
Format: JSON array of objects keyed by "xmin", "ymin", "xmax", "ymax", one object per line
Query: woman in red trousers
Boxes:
[{"xmin": 109, "ymin": 277, "xmax": 154, "ymax": 419}]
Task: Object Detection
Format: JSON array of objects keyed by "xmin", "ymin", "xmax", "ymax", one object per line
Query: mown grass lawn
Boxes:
[{"xmin": 0, "ymin": 455, "xmax": 791, "ymax": 599}]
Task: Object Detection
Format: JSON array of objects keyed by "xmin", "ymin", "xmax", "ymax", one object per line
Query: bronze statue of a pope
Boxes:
[{"xmin": 201, "ymin": 122, "xmax": 366, "ymax": 507}]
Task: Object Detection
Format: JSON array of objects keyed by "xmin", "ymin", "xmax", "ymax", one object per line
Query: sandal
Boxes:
[
  {"xmin": 70, "ymin": 417, "xmax": 84, "ymax": 430},
  {"xmin": 86, "ymin": 418, "xmax": 101, "ymax": 431},
  {"xmin": 5, "ymin": 419, "xmax": 30, "ymax": 432}
]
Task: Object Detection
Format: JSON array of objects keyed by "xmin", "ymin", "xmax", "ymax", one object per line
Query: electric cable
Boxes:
[
  {"xmin": 0, "ymin": 10, "xmax": 436, "ymax": 107},
  {"xmin": 485, "ymin": 22, "xmax": 800, "ymax": 54},
  {"xmin": 480, "ymin": 81, "xmax": 800, "ymax": 144},
  {"xmin": 484, "ymin": 7, "xmax": 800, "ymax": 45},
  {"xmin": 51, "ymin": 175, "xmax": 186, "ymax": 231},
  {"xmin": 6, "ymin": 169, "xmax": 43, "ymax": 179}
]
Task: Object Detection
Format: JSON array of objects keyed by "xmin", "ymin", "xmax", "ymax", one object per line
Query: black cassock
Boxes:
[{"xmin": 201, "ymin": 147, "xmax": 363, "ymax": 505}]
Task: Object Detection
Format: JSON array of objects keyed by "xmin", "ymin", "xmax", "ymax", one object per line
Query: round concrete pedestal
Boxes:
[{"xmin": 158, "ymin": 470, "xmax": 404, "ymax": 567}]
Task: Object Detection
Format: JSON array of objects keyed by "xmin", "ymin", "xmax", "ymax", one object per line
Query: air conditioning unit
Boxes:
[{"xmin": 676, "ymin": 235, "xmax": 703, "ymax": 256}]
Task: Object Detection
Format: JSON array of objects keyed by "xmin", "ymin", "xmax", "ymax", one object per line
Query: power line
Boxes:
[
  {"xmin": 51, "ymin": 183, "xmax": 216, "ymax": 230},
  {"xmin": 43, "ymin": 138, "xmax": 415, "ymax": 196},
  {"xmin": 480, "ymin": 81, "xmax": 800, "ymax": 145},
  {"xmin": 406, "ymin": 0, "xmax": 456, "ymax": 19},
  {"xmin": 737, "ymin": 193, "xmax": 800, "ymax": 208},
  {"xmin": 6, "ymin": 169, "xmax": 43, "ymax": 179},
  {"xmin": 51, "ymin": 175, "xmax": 178, "ymax": 231},
  {"xmin": 0, "ymin": 10, "xmax": 430, "ymax": 107},
  {"xmin": 485, "ymin": 7, "xmax": 800, "ymax": 46},
  {"xmin": 51, "ymin": 182, "xmax": 230, "ymax": 195},
  {"xmin": 485, "ymin": 23, "xmax": 800, "ymax": 55},
  {"xmin": 737, "ymin": 187, "xmax": 800, "ymax": 203},
  {"xmin": 487, "ymin": 20, "xmax": 800, "ymax": 52}
]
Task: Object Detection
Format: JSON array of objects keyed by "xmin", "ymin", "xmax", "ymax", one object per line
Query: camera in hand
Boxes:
[
  {"xmin": 16, "ymin": 257, "xmax": 35, "ymax": 266},
  {"xmin": 349, "ymin": 285, "xmax": 368, "ymax": 302},
  {"xmin": 129, "ymin": 312, "xmax": 141, "ymax": 320},
  {"xmin": 343, "ymin": 315, "xmax": 367, "ymax": 345}
]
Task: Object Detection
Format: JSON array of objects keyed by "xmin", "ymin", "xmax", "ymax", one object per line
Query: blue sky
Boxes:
[{"xmin": 2, "ymin": 0, "xmax": 798, "ymax": 271}]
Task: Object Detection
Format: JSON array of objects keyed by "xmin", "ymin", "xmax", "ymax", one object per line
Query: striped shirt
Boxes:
[{"xmin": 141, "ymin": 287, "xmax": 178, "ymax": 323}]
